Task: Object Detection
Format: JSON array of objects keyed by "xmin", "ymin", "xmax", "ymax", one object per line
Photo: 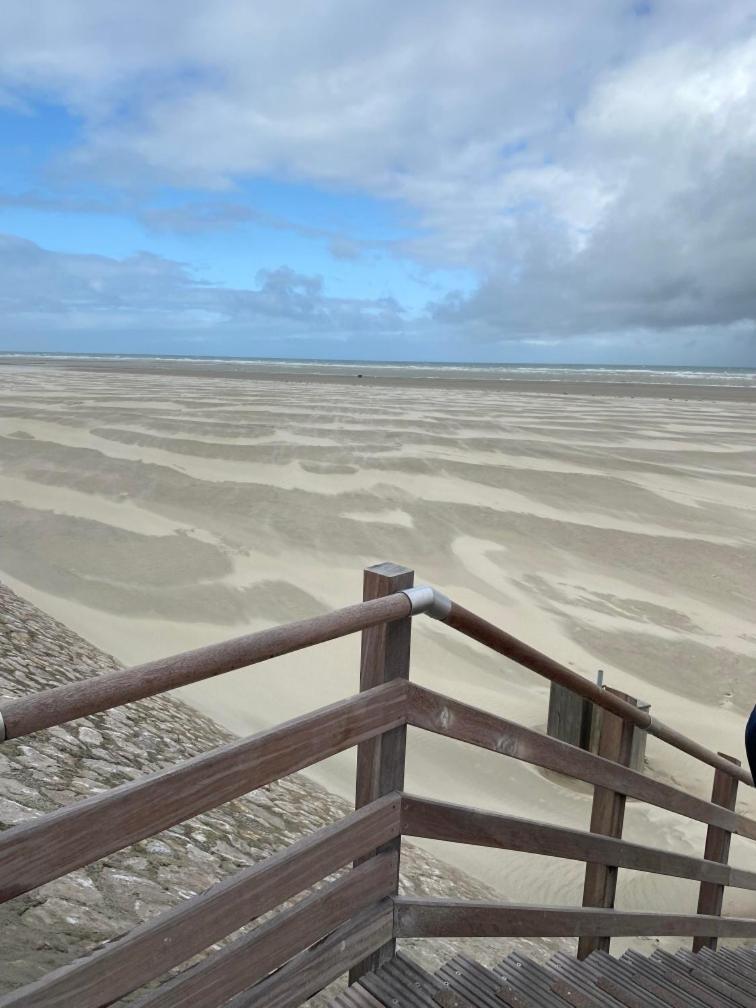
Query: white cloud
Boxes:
[
  {"xmin": 0, "ymin": 234, "xmax": 405, "ymax": 340},
  {"xmin": 433, "ymin": 33, "xmax": 756, "ymax": 337},
  {"xmin": 1, "ymin": 1, "xmax": 756, "ymax": 350}
]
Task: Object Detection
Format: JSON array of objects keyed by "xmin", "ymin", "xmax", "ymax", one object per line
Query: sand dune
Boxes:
[{"xmin": 1, "ymin": 359, "xmax": 756, "ymax": 948}]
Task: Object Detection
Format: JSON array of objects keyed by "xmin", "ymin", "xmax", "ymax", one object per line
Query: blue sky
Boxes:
[{"xmin": 1, "ymin": 2, "xmax": 756, "ymax": 364}]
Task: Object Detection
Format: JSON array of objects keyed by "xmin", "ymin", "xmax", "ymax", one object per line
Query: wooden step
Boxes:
[{"xmin": 328, "ymin": 944, "xmax": 756, "ymax": 1008}]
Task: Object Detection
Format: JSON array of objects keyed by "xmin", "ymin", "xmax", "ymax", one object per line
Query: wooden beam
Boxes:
[
  {"xmin": 393, "ymin": 897, "xmax": 756, "ymax": 939},
  {"xmin": 351, "ymin": 562, "xmax": 413, "ymax": 981},
  {"xmin": 222, "ymin": 902, "xmax": 394, "ymax": 1008},
  {"xmin": 0, "ymin": 681, "xmax": 407, "ymax": 903},
  {"xmin": 0, "ymin": 593, "xmax": 412, "ymax": 740},
  {"xmin": 0, "ymin": 795, "xmax": 401, "ymax": 1008},
  {"xmin": 579, "ymin": 688, "xmax": 637, "ymax": 959},
  {"xmin": 400, "ymin": 794, "xmax": 756, "ymax": 890},
  {"xmin": 693, "ymin": 753, "xmax": 741, "ymax": 953},
  {"xmin": 441, "ymin": 600, "xmax": 753, "ymax": 787},
  {"xmin": 131, "ymin": 853, "xmax": 397, "ymax": 1008},
  {"xmin": 407, "ymin": 683, "xmax": 756, "ymax": 840},
  {"xmin": 547, "ymin": 682, "xmax": 592, "ymax": 749}
]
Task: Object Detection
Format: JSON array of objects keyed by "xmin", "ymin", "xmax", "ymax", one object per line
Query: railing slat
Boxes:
[
  {"xmin": 400, "ymin": 795, "xmax": 756, "ymax": 890},
  {"xmin": 223, "ymin": 902, "xmax": 394, "ymax": 1008},
  {"xmin": 0, "ymin": 593, "xmax": 411, "ymax": 741},
  {"xmin": 441, "ymin": 601, "xmax": 753, "ymax": 787},
  {"xmin": 0, "ymin": 682, "xmax": 407, "ymax": 902},
  {"xmin": 130, "ymin": 853, "xmax": 398, "ymax": 1008},
  {"xmin": 394, "ymin": 897, "xmax": 756, "ymax": 939},
  {"xmin": 0, "ymin": 796, "xmax": 401, "ymax": 1008},
  {"xmin": 407, "ymin": 683, "xmax": 756, "ymax": 841}
]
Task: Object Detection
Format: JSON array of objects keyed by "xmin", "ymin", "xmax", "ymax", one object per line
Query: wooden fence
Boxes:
[{"xmin": 0, "ymin": 560, "xmax": 754, "ymax": 1007}]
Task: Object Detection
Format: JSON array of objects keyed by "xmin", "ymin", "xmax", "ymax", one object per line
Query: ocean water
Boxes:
[{"xmin": 1, "ymin": 351, "xmax": 755, "ymax": 387}]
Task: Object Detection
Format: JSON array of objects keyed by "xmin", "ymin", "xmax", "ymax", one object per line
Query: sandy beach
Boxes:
[{"xmin": 1, "ymin": 356, "xmax": 755, "ymax": 942}]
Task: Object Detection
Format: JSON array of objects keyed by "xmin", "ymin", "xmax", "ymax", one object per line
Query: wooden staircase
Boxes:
[
  {"xmin": 2, "ymin": 561, "xmax": 755, "ymax": 1007},
  {"xmin": 333, "ymin": 946, "xmax": 756, "ymax": 1007}
]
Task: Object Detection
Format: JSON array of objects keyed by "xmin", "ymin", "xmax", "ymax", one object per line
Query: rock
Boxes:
[
  {"xmin": 156, "ymin": 865, "xmax": 218, "ymax": 898},
  {"xmin": 0, "ymin": 798, "xmax": 32, "ymax": 826},
  {"xmin": 0, "ymin": 778, "xmax": 37, "ymax": 800},
  {"xmin": 212, "ymin": 839, "xmax": 253, "ymax": 865},
  {"xmin": 36, "ymin": 874, "xmax": 104, "ymax": 907},
  {"xmin": 20, "ymin": 899, "xmax": 133, "ymax": 946},
  {"xmin": 99, "ymin": 869, "xmax": 173, "ymax": 912},
  {"xmin": 122, "ymin": 856, "xmax": 149, "ymax": 872},
  {"xmin": 77, "ymin": 726, "xmax": 103, "ymax": 746},
  {"xmin": 40, "ymin": 788, "xmax": 77, "ymax": 805},
  {"xmin": 142, "ymin": 839, "xmax": 173, "ymax": 860}
]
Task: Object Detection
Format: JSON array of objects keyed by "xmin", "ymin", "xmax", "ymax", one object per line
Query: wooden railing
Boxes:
[{"xmin": 1, "ymin": 560, "xmax": 754, "ymax": 1007}]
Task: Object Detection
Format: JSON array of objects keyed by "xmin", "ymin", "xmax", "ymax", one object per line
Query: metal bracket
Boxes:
[{"xmin": 401, "ymin": 585, "xmax": 452, "ymax": 621}]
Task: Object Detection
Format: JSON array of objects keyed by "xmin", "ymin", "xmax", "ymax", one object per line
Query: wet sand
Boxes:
[
  {"xmin": 4, "ymin": 354, "xmax": 755, "ymax": 401},
  {"xmin": 1, "ymin": 357, "xmax": 755, "ymax": 941}
]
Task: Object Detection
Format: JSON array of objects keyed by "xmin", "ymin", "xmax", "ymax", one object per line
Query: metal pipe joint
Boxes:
[{"xmin": 401, "ymin": 586, "xmax": 452, "ymax": 621}]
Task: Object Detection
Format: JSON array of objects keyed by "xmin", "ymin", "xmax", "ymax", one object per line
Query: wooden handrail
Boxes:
[
  {"xmin": 3, "ymin": 557, "xmax": 755, "ymax": 1004},
  {"xmin": 0, "ymin": 682, "xmax": 408, "ymax": 902},
  {"xmin": 440, "ymin": 600, "xmax": 754, "ymax": 786},
  {"xmin": 0, "ymin": 795, "xmax": 401, "ymax": 1008},
  {"xmin": 393, "ymin": 897, "xmax": 756, "ymax": 939},
  {"xmin": 401, "ymin": 795, "xmax": 756, "ymax": 890},
  {"xmin": 4, "ymin": 576, "xmax": 748, "ymax": 794},
  {"xmin": 0, "ymin": 592, "xmax": 412, "ymax": 741},
  {"xmin": 407, "ymin": 683, "xmax": 756, "ymax": 840}
]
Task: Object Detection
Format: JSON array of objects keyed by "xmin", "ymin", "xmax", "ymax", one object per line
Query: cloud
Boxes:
[
  {"xmin": 1, "ymin": 2, "xmax": 756, "ymax": 352},
  {"xmin": 0, "ymin": 233, "xmax": 405, "ymax": 343},
  {"xmin": 141, "ymin": 201, "xmax": 378, "ymax": 261},
  {"xmin": 431, "ymin": 34, "xmax": 756, "ymax": 340},
  {"xmin": 0, "ymin": 192, "xmax": 377, "ymax": 262}
]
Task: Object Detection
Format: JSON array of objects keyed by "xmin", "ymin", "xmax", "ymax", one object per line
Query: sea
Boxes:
[{"xmin": 1, "ymin": 352, "xmax": 755, "ymax": 388}]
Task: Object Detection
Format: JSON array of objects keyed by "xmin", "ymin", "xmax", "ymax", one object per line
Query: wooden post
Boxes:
[
  {"xmin": 349, "ymin": 562, "xmax": 413, "ymax": 982},
  {"xmin": 577, "ymin": 687, "xmax": 637, "ymax": 960},
  {"xmin": 547, "ymin": 682, "xmax": 592, "ymax": 750},
  {"xmin": 692, "ymin": 753, "xmax": 740, "ymax": 953}
]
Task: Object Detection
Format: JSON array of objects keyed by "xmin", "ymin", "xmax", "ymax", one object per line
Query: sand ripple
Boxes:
[{"xmin": 1, "ymin": 362, "xmax": 755, "ymax": 919}]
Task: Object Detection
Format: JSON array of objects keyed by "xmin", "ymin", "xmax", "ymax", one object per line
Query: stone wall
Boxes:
[{"xmin": 0, "ymin": 582, "xmax": 566, "ymax": 1003}]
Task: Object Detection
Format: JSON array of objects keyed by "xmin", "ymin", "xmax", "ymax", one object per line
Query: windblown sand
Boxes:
[{"xmin": 1, "ymin": 359, "xmax": 755, "ymax": 944}]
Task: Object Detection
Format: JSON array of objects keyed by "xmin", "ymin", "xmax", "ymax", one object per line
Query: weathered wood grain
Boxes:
[
  {"xmin": 594, "ymin": 974, "xmax": 654, "ymax": 1008},
  {"xmin": 351, "ymin": 562, "xmax": 413, "ymax": 980},
  {"xmin": 407, "ymin": 683, "xmax": 756, "ymax": 840},
  {"xmin": 547, "ymin": 682, "xmax": 592, "ymax": 749},
  {"xmin": 693, "ymin": 753, "xmax": 741, "ymax": 954},
  {"xmin": 443, "ymin": 601, "xmax": 753, "ymax": 787},
  {"xmin": 0, "ymin": 681, "xmax": 407, "ymax": 902},
  {"xmin": 0, "ymin": 593, "xmax": 411, "ymax": 740},
  {"xmin": 224, "ymin": 901, "xmax": 394, "ymax": 1008},
  {"xmin": 132, "ymin": 853, "xmax": 397, "ymax": 1008},
  {"xmin": 623, "ymin": 948, "xmax": 735, "ymax": 1007},
  {"xmin": 393, "ymin": 897, "xmax": 756, "ymax": 939},
  {"xmin": 354, "ymin": 563, "xmax": 413, "ymax": 809},
  {"xmin": 579, "ymin": 688, "xmax": 637, "ymax": 959},
  {"xmin": 400, "ymin": 794, "xmax": 756, "ymax": 889},
  {"xmin": 0, "ymin": 795, "xmax": 401, "ymax": 1008}
]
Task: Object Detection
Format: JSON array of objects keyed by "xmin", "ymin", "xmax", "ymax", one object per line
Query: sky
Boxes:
[{"xmin": 1, "ymin": 1, "xmax": 756, "ymax": 365}]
